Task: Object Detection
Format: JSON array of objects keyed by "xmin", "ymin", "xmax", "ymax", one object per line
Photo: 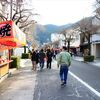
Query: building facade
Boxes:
[
  {"xmin": 80, "ymin": 17, "xmax": 100, "ymax": 58},
  {"xmin": 91, "ymin": 34, "xmax": 100, "ymax": 58}
]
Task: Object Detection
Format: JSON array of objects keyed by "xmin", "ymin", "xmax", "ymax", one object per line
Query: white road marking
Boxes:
[{"xmin": 69, "ymin": 71, "xmax": 100, "ymax": 98}]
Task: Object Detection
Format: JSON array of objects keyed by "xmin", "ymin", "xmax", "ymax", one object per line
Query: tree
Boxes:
[
  {"xmin": 95, "ymin": 0, "xmax": 100, "ymax": 20},
  {"xmin": 0, "ymin": 0, "xmax": 38, "ymax": 36},
  {"xmin": 0, "ymin": 0, "xmax": 38, "ymax": 53},
  {"xmin": 60, "ymin": 27, "xmax": 78, "ymax": 52},
  {"xmin": 77, "ymin": 17, "xmax": 99, "ymax": 55}
]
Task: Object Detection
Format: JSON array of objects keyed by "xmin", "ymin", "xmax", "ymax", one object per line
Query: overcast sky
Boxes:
[{"xmin": 32, "ymin": 0, "xmax": 96, "ymax": 25}]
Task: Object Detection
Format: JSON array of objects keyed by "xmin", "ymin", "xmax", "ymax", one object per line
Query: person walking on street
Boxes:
[
  {"xmin": 36, "ymin": 50, "xmax": 39, "ymax": 65},
  {"xmin": 57, "ymin": 46, "xmax": 71, "ymax": 86},
  {"xmin": 31, "ymin": 49, "xmax": 37, "ymax": 71},
  {"xmin": 46, "ymin": 49, "xmax": 53, "ymax": 69},
  {"xmin": 39, "ymin": 49, "xmax": 46, "ymax": 70}
]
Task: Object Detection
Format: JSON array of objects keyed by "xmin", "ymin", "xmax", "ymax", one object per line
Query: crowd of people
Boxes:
[
  {"xmin": 30, "ymin": 48, "xmax": 58, "ymax": 71},
  {"xmin": 30, "ymin": 46, "xmax": 71, "ymax": 86}
]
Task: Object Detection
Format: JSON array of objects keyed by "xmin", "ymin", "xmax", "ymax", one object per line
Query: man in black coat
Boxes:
[{"xmin": 46, "ymin": 49, "xmax": 53, "ymax": 69}]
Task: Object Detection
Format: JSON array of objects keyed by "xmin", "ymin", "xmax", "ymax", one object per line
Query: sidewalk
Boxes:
[
  {"xmin": 73, "ymin": 56, "xmax": 100, "ymax": 68},
  {"xmin": 0, "ymin": 59, "xmax": 36, "ymax": 100}
]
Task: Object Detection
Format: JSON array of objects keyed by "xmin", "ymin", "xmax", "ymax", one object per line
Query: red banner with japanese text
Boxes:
[{"xmin": 0, "ymin": 20, "xmax": 26, "ymax": 51}]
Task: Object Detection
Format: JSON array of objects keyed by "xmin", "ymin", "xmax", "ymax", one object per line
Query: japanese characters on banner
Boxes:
[
  {"xmin": 0, "ymin": 21, "xmax": 13, "ymax": 40},
  {"xmin": 0, "ymin": 20, "xmax": 26, "ymax": 50}
]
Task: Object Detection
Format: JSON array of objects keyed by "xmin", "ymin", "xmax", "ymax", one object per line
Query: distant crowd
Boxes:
[{"xmin": 30, "ymin": 48, "xmax": 59, "ymax": 71}]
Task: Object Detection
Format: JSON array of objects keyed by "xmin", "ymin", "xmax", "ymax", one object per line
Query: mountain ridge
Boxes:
[{"xmin": 36, "ymin": 24, "xmax": 72, "ymax": 44}]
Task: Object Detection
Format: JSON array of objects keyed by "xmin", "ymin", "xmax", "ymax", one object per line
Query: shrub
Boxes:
[
  {"xmin": 10, "ymin": 56, "xmax": 20, "ymax": 69},
  {"xmin": 84, "ymin": 55, "xmax": 94, "ymax": 62},
  {"xmin": 21, "ymin": 53, "xmax": 30, "ymax": 59}
]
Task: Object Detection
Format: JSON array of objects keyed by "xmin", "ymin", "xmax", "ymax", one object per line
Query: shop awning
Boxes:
[
  {"xmin": 0, "ymin": 44, "xmax": 16, "ymax": 51},
  {"xmin": 0, "ymin": 20, "xmax": 26, "ymax": 51}
]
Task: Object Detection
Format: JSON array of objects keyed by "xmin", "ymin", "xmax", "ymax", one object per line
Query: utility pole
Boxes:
[
  {"xmin": 10, "ymin": 0, "xmax": 13, "ymax": 20},
  {"xmin": 9, "ymin": 0, "xmax": 13, "ymax": 61}
]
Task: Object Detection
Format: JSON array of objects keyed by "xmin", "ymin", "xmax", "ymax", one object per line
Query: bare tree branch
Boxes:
[
  {"xmin": 0, "ymin": 13, "xmax": 7, "ymax": 21},
  {"xmin": 19, "ymin": 21, "xmax": 35, "ymax": 29}
]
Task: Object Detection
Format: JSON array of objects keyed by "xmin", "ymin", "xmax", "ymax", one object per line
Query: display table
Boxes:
[{"xmin": 0, "ymin": 60, "xmax": 13, "ymax": 78}]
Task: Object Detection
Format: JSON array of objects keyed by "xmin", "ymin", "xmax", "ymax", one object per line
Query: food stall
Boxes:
[{"xmin": 0, "ymin": 20, "xmax": 26, "ymax": 79}]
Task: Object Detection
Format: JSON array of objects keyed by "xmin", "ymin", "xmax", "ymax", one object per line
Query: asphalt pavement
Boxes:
[
  {"xmin": 0, "ymin": 59, "xmax": 100, "ymax": 100},
  {"xmin": 73, "ymin": 56, "xmax": 100, "ymax": 68}
]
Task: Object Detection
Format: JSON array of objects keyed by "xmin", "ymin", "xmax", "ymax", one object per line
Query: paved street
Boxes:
[
  {"xmin": 70, "ymin": 60, "xmax": 100, "ymax": 92},
  {"xmin": 0, "ymin": 59, "xmax": 100, "ymax": 100},
  {"xmin": 73, "ymin": 56, "xmax": 100, "ymax": 68},
  {"xmin": 33, "ymin": 66, "xmax": 99, "ymax": 100}
]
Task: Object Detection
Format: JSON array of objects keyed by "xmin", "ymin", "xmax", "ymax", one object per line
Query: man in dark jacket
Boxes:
[
  {"xmin": 31, "ymin": 49, "xmax": 37, "ymax": 71},
  {"xmin": 39, "ymin": 49, "xmax": 45, "ymax": 70},
  {"xmin": 46, "ymin": 49, "xmax": 53, "ymax": 69}
]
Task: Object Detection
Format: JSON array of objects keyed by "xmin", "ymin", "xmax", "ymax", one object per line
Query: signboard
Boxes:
[
  {"xmin": 0, "ymin": 20, "xmax": 26, "ymax": 50},
  {"xmin": 0, "ymin": 21, "xmax": 13, "ymax": 40}
]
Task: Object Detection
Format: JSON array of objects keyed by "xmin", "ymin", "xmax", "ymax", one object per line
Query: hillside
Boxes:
[{"xmin": 36, "ymin": 24, "xmax": 72, "ymax": 44}]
